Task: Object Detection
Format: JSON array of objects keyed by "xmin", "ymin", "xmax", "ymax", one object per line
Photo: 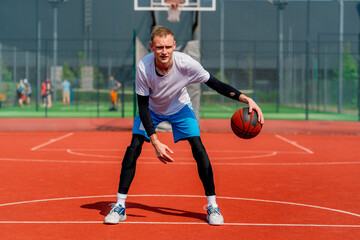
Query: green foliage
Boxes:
[
  {"xmin": 76, "ymin": 52, "xmax": 84, "ymax": 80},
  {"xmin": 332, "ymin": 41, "xmax": 358, "ymax": 106},
  {"xmin": 1, "ymin": 60, "xmax": 13, "ymax": 82},
  {"xmin": 342, "ymin": 42, "xmax": 358, "ymax": 80},
  {"xmin": 62, "ymin": 62, "xmax": 75, "ymax": 83},
  {"xmin": 1, "ymin": 61, "xmax": 14, "ymax": 98},
  {"xmin": 94, "ymin": 67, "xmax": 105, "ymax": 88}
]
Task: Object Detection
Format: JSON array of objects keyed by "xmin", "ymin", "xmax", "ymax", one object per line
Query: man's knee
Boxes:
[
  {"xmin": 122, "ymin": 146, "xmax": 138, "ymax": 168},
  {"xmin": 122, "ymin": 134, "xmax": 144, "ymax": 168},
  {"xmin": 188, "ymin": 136, "xmax": 210, "ymax": 169}
]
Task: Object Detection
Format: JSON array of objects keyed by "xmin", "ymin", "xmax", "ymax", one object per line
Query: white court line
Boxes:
[
  {"xmin": 41, "ymin": 149, "xmax": 277, "ymax": 153},
  {"xmin": 275, "ymin": 135, "xmax": 314, "ymax": 154},
  {"xmin": 0, "ymin": 221, "xmax": 359, "ymax": 227},
  {"xmin": 66, "ymin": 149, "xmax": 278, "ymax": 160},
  {"xmin": 1, "ymin": 194, "xmax": 360, "ymax": 218},
  {"xmin": 39, "ymin": 148, "xmax": 312, "ymax": 155},
  {"xmin": 0, "ymin": 194, "xmax": 359, "ymax": 227},
  {"xmin": 31, "ymin": 132, "xmax": 74, "ymax": 151},
  {"xmin": 66, "ymin": 149, "xmax": 120, "ymax": 159},
  {"xmin": 0, "ymin": 157, "xmax": 119, "ymax": 164},
  {"xmin": 39, "ymin": 148, "xmax": 313, "ymax": 155},
  {"xmin": 1, "ymin": 157, "xmax": 360, "ymax": 166}
]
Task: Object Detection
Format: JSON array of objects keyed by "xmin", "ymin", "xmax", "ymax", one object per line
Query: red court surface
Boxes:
[{"xmin": 0, "ymin": 119, "xmax": 360, "ymax": 239}]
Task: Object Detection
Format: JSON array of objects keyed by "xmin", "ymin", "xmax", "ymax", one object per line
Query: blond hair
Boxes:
[{"xmin": 150, "ymin": 26, "xmax": 174, "ymax": 42}]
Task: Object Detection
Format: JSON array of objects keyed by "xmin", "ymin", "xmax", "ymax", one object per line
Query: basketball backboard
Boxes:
[{"xmin": 134, "ymin": 0, "xmax": 216, "ymax": 11}]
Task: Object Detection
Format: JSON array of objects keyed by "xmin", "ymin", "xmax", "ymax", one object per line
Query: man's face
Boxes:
[{"xmin": 150, "ymin": 34, "xmax": 176, "ymax": 66}]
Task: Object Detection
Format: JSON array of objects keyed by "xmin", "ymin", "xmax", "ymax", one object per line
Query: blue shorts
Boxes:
[{"xmin": 132, "ymin": 103, "xmax": 200, "ymax": 143}]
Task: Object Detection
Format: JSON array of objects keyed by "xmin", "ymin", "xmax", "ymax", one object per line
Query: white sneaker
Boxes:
[
  {"xmin": 206, "ymin": 204, "xmax": 224, "ymax": 226},
  {"xmin": 104, "ymin": 203, "xmax": 126, "ymax": 224}
]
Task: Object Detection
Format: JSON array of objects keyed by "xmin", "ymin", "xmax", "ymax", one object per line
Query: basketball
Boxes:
[{"xmin": 231, "ymin": 107, "xmax": 263, "ymax": 139}]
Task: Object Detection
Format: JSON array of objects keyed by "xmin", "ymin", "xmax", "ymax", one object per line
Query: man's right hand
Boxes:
[{"xmin": 150, "ymin": 134, "xmax": 174, "ymax": 164}]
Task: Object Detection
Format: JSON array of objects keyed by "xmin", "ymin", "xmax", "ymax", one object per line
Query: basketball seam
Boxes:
[
  {"xmin": 238, "ymin": 109, "xmax": 248, "ymax": 138},
  {"xmin": 249, "ymin": 122, "xmax": 262, "ymax": 135},
  {"xmin": 231, "ymin": 122, "xmax": 250, "ymax": 139},
  {"xmin": 243, "ymin": 108, "xmax": 251, "ymax": 138},
  {"xmin": 231, "ymin": 122, "xmax": 246, "ymax": 134}
]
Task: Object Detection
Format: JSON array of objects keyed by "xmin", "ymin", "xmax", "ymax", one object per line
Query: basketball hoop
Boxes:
[{"xmin": 165, "ymin": 0, "xmax": 184, "ymax": 22}]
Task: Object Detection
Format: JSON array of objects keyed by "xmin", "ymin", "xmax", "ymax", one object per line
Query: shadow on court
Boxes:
[{"xmin": 81, "ymin": 201, "xmax": 207, "ymax": 222}]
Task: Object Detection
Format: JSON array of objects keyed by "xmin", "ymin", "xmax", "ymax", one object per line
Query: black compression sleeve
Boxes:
[
  {"xmin": 137, "ymin": 94, "xmax": 156, "ymax": 137},
  {"xmin": 205, "ymin": 74, "xmax": 242, "ymax": 101}
]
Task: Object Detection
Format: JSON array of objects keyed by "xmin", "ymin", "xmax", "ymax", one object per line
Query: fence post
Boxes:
[
  {"xmin": 305, "ymin": 0, "xmax": 310, "ymax": 120},
  {"xmin": 357, "ymin": 3, "xmax": 360, "ymax": 121},
  {"xmin": 97, "ymin": 40, "xmax": 100, "ymax": 118},
  {"xmin": 133, "ymin": 29, "xmax": 137, "ymax": 118},
  {"xmin": 358, "ymin": 33, "xmax": 360, "ymax": 121},
  {"xmin": 0, "ymin": 43, "xmax": 2, "ymax": 94}
]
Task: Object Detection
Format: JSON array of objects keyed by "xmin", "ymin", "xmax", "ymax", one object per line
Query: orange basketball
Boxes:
[{"xmin": 231, "ymin": 107, "xmax": 262, "ymax": 139}]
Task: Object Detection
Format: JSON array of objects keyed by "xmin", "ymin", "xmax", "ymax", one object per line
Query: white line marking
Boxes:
[
  {"xmin": 0, "ymin": 221, "xmax": 359, "ymax": 227},
  {"xmin": 0, "ymin": 194, "xmax": 359, "ymax": 219},
  {"xmin": 1, "ymin": 157, "xmax": 360, "ymax": 166},
  {"xmin": 66, "ymin": 149, "xmax": 120, "ymax": 158},
  {"xmin": 38, "ymin": 149, "xmax": 305, "ymax": 154},
  {"xmin": 31, "ymin": 132, "xmax": 74, "ymax": 151},
  {"xmin": 0, "ymin": 195, "xmax": 113, "ymax": 207},
  {"xmin": 275, "ymin": 135, "xmax": 314, "ymax": 154},
  {"xmin": 0, "ymin": 157, "xmax": 120, "ymax": 164},
  {"xmin": 65, "ymin": 149, "xmax": 278, "ymax": 160}
]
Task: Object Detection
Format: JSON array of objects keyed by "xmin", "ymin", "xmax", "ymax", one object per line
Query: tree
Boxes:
[
  {"xmin": 333, "ymin": 41, "xmax": 358, "ymax": 107},
  {"xmin": 62, "ymin": 62, "xmax": 75, "ymax": 83}
]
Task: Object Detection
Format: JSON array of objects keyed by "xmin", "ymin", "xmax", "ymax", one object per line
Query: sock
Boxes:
[
  {"xmin": 207, "ymin": 195, "xmax": 218, "ymax": 207},
  {"xmin": 116, "ymin": 193, "xmax": 127, "ymax": 208}
]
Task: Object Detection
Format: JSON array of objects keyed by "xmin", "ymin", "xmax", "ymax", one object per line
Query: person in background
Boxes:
[
  {"xmin": 109, "ymin": 75, "xmax": 121, "ymax": 111},
  {"xmin": 24, "ymin": 79, "xmax": 32, "ymax": 106},
  {"xmin": 16, "ymin": 79, "xmax": 25, "ymax": 107},
  {"xmin": 41, "ymin": 81, "xmax": 47, "ymax": 107},
  {"xmin": 46, "ymin": 78, "xmax": 53, "ymax": 108},
  {"xmin": 61, "ymin": 79, "xmax": 71, "ymax": 106}
]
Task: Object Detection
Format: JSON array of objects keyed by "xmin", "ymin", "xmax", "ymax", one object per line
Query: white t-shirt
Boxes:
[{"xmin": 136, "ymin": 51, "xmax": 210, "ymax": 116}]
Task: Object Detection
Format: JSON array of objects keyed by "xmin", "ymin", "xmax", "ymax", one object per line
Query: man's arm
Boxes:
[
  {"xmin": 205, "ymin": 74, "xmax": 264, "ymax": 124},
  {"xmin": 137, "ymin": 94, "xmax": 174, "ymax": 163},
  {"xmin": 205, "ymin": 74, "xmax": 242, "ymax": 101}
]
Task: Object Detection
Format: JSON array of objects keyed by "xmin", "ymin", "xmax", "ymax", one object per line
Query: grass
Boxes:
[
  {"xmin": 201, "ymin": 103, "xmax": 358, "ymax": 121},
  {"xmin": 0, "ymin": 102, "xmax": 135, "ymax": 118},
  {"xmin": 0, "ymin": 101, "xmax": 358, "ymax": 121}
]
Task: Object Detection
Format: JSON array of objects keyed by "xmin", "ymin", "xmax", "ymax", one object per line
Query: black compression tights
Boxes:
[
  {"xmin": 187, "ymin": 136, "xmax": 216, "ymax": 196},
  {"xmin": 117, "ymin": 134, "xmax": 215, "ymax": 196},
  {"xmin": 118, "ymin": 134, "xmax": 145, "ymax": 194}
]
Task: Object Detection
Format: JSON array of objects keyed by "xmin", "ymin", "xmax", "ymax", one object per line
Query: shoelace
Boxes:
[
  {"xmin": 109, "ymin": 203, "xmax": 124, "ymax": 214},
  {"xmin": 203, "ymin": 205, "xmax": 221, "ymax": 215}
]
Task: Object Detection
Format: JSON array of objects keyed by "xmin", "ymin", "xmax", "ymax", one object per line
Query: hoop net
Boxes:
[{"xmin": 165, "ymin": 0, "xmax": 184, "ymax": 22}]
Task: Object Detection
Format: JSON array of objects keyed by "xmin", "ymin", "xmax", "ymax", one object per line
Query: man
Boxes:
[
  {"xmin": 61, "ymin": 79, "xmax": 71, "ymax": 106},
  {"xmin": 104, "ymin": 26, "xmax": 264, "ymax": 226},
  {"xmin": 109, "ymin": 75, "xmax": 121, "ymax": 111}
]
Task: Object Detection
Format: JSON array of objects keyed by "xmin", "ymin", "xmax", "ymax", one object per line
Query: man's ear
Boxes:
[{"xmin": 149, "ymin": 42, "xmax": 154, "ymax": 52}]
